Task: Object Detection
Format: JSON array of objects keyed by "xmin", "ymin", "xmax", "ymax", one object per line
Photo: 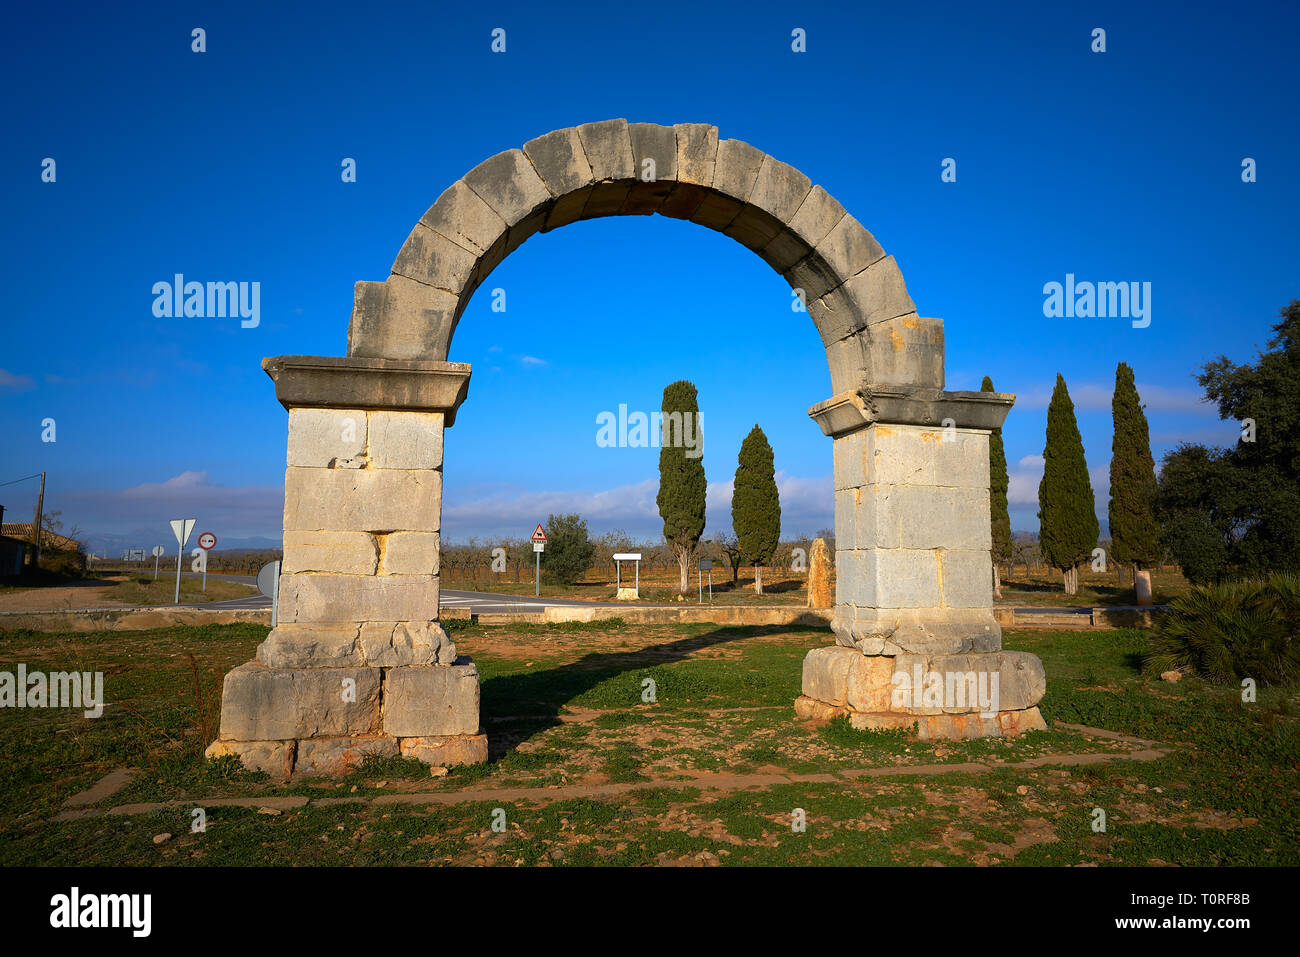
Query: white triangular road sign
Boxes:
[
  {"xmin": 171, "ymin": 518, "xmax": 197, "ymax": 547},
  {"xmin": 531, "ymin": 523, "xmax": 547, "ymax": 542}
]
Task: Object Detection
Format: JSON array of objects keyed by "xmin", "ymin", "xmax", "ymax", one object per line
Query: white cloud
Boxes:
[
  {"xmin": 0, "ymin": 368, "xmax": 35, "ymax": 392},
  {"xmin": 61, "ymin": 471, "xmax": 284, "ymax": 540},
  {"xmin": 1017, "ymin": 381, "xmax": 1213, "ymax": 415}
]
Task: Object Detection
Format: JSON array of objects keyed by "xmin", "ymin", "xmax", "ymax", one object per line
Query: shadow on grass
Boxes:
[{"xmin": 478, "ymin": 624, "xmax": 808, "ymax": 761}]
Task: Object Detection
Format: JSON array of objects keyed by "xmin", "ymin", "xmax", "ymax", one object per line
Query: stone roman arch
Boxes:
[{"xmin": 206, "ymin": 120, "xmax": 1046, "ymax": 777}]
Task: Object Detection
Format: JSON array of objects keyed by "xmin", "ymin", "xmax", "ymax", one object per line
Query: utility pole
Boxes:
[{"xmin": 30, "ymin": 471, "xmax": 45, "ymax": 567}]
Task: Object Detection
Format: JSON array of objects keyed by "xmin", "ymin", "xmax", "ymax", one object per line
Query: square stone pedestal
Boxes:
[{"xmin": 204, "ymin": 355, "xmax": 488, "ymax": 777}]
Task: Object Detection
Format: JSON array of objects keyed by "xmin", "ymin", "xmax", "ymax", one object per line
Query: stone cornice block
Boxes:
[
  {"xmin": 808, "ymin": 388, "xmax": 1015, "ymax": 437},
  {"xmin": 263, "ymin": 355, "xmax": 472, "ymax": 424}
]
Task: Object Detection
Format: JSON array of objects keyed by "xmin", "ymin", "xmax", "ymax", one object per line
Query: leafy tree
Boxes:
[
  {"xmin": 732, "ymin": 425, "xmax": 781, "ymax": 594},
  {"xmin": 1037, "ymin": 374, "xmax": 1099, "ymax": 594},
  {"xmin": 981, "ymin": 377, "xmax": 1012, "ymax": 597},
  {"xmin": 1108, "ymin": 362, "xmax": 1161, "ymax": 575},
  {"xmin": 656, "ymin": 380, "xmax": 707, "ymax": 593},
  {"xmin": 543, "ymin": 513, "xmax": 595, "ymax": 585},
  {"xmin": 1177, "ymin": 299, "xmax": 1300, "ymax": 577}
]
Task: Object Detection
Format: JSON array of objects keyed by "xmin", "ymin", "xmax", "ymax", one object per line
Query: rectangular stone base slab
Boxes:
[
  {"xmin": 205, "ymin": 732, "xmax": 488, "ymax": 778},
  {"xmin": 794, "ymin": 696, "xmax": 1047, "ymax": 740},
  {"xmin": 209, "ymin": 655, "xmax": 486, "ymax": 777}
]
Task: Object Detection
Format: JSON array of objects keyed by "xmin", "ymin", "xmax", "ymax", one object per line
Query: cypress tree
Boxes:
[
  {"xmin": 1108, "ymin": 362, "xmax": 1161, "ymax": 576},
  {"xmin": 1037, "ymin": 374, "xmax": 1099, "ymax": 594},
  {"xmin": 732, "ymin": 425, "xmax": 781, "ymax": 595},
  {"xmin": 656, "ymin": 380, "xmax": 707, "ymax": 593},
  {"xmin": 982, "ymin": 376, "xmax": 1012, "ymax": 598}
]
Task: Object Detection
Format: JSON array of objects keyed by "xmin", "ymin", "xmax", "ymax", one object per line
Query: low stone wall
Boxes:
[
  {"xmin": 465, "ymin": 605, "xmax": 835, "ymax": 627},
  {"xmin": 0, "ymin": 606, "xmax": 271, "ymax": 632}
]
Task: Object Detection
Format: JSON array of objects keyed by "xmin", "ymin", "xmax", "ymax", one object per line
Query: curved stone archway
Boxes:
[
  {"xmin": 205, "ymin": 121, "xmax": 1045, "ymax": 778},
  {"xmin": 345, "ymin": 119, "xmax": 942, "ymax": 394}
]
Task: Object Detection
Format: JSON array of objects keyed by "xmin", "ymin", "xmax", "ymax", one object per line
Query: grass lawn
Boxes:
[{"xmin": 0, "ymin": 617, "xmax": 1294, "ymax": 866}]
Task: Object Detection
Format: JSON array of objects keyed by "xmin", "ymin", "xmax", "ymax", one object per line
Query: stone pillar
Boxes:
[
  {"xmin": 206, "ymin": 355, "xmax": 488, "ymax": 776},
  {"xmin": 795, "ymin": 388, "xmax": 1047, "ymax": 739}
]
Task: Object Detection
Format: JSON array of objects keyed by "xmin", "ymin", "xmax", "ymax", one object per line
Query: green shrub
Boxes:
[
  {"xmin": 1145, "ymin": 573, "xmax": 1300, "ymax": 685},
  {"xmin": 37, "ymin": 547, "xmax": 87, "ymax": 579}
]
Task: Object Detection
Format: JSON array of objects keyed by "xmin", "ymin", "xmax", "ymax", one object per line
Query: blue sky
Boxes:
[{"xmin": 2, "ymin": 1, "xmax": 1297, "ymax": 552}]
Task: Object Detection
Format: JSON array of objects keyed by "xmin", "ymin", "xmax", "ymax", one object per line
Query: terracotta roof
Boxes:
[{"xmin": 0, "ymin": 524, "xmax": 82, "ymax": 551}]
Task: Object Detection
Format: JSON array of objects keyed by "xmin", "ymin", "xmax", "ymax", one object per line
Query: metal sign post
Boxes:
[
  {"xmin": 151, "ymin": 545, "xmax": 164, "ymax": 580},
  {"xmin": 169, "ymin": 518, "xmax": 196, "ymax": 604},
  {"xmin": 197, "ymin": 532, "xmax": 217, "ymax": 592},
  {"xmin": 531, "ymin": 523, "xmax": 547, "ymax": 597},
  {"xmin": 613, "ymin": 553, "xmax": 642, "ymax": 600}
]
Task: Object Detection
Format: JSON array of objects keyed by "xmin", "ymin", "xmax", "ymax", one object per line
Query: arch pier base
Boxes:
[
  {"xmin": 795, "ymin": 388, "xmax": 1048, "ymax": 739},
  {"xmin": 204, "ymin": 355, "xmax": 487, "ymax": 777}
]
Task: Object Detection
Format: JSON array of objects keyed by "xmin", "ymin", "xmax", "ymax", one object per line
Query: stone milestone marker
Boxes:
[
  {"xmin": 794, "ymin": 388, "xmax": 1047, "ymax": 739},
  {"xmin": 205, "ymin": 356, "xmax": 488, "ymax": 777},
  {"xmin": 807, "ymin": 537, "xmax": 833, "ymax": 609}
]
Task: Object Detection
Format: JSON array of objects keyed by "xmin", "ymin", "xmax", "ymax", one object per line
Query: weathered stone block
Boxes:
[
  {"xmin": 205, "ymin": 738, "xmax": 295, "ymax": 778},
  {"xmin": 933, "ymin": 429, "xmax": 990, "ymax": 489},
  {"xmin": 722, "ymin": 204, "xmax": 783, "ymax": 253},
  {"xmin": 756, "ymin": 228, "xmax": 811, "ymax": 274},
  {"xmin": 939, "ymin": 548, "xmax": 994, "ymax": 608},
  {"xmin": 834, "ymin": 548, "xmax": 872, "ymax": 608},
  {"xmin": 398, "ymin": 732, "xmax": 488, "ymax": 766},
  {"xmin": 712, "ymin": 138, "xmax": 765, "ymax": 199},
  {"xmin": 383, "ymin": 662, "xmax": 481, "ymax": 737},
  {"xmin": 348, "ymin": 275, "xmax": 458, "ymax": 362},
  {"xmin": 390, "ymin": 223, "xmax": 477, "ymax": 295},
  {"xmin": 462, "ymin": 148, "xmax": 551, "ymax": 228},
  {"xmin": 689, "ymin": 190, "xmax": 743, "ymax": 231},
  {"xmin": 295, "ymin": 735, "xmax": 398, "ymax": 775},
  {"xmin": 523, "ymin": 127, "xmax": 595, "ymax": 196},
  {"xmin": 822, "ymin": 332, "xmax": 870, "ymax": 394},
  {"xmin": 256, "ymin": 623, "xmax": 362, "ymax": 668},
  {"xmin": 836, "ymin": 255, "xmax": 916, "ymax": 334},
  {"xmin": 367, "ymin": 410, "xmax": 445, "ymax": 470},
  {"xmin": 845, "ymin": 654, "xmax": 896, "ymax": 713},
  {"xmin": 674, "ymin": 123, "xmax": 718, "ymax": 186},
  {"xmin": 420, "ymin": 179, "xmax": 508, "ymax": 257},
  {"xmin": 278, "ymin": 574, "xmax": 439, "ymax": 624},
  {"xmin": 286, "ymin": 408, "xmax": 367, "ymax": 468},
  {"xmin": 832, "ymin": 431, "xmax": 869, "ymax": 491},
  {"xmin": 382, "ymin": 531, "xmax": 441, "ymax": 576},
  {"xmin": 282, "ymin": 530, "xmax": 379, "ymax": 575},
  {"xmin": 801, "ymin": 645, "xmax": 858, "ymax": 705},
  {"xmin": 896, "ymin": 486, "xmax": 990, "ymax": 551},
  {"xmin": 867, "ymin": 426, "xmax": 935, "ymax": 486},
  {"xmin": 577, "ymin": 119, "xmax": 634, "ymax": 182},
  {"xmin": 788, "ymin": 185, "xmax": 847, "ymax": 249},
  {"xmin": 784, "ymin": 252, "xmax": 842, "ymax": 304},
  {"xmin": 628, "ymin": 122, "xmax": 677, "ymax": 182},
  {"xmin": 794, "ymin": 695, "xmax": 846, "ymax": 722},
  {"xmin": 747, "ymin": 155, "xmax": 812, "ymax": 224},
  {"xmin": 869, "ymin": 549, "xmax": 941, "ymax": 609},
  {"xmin": 815, "ymin": 215, "xmax": 886, "ymax": 289},
  {"xmin": 217, "ymin": 662, "xmax": 381, "ymax": 741},
  {"xmin": 283, "ymin": 466, "xmax": 441, "ymax": 533},
  {"xmin": 358, "ymin": 620, "xmax": 455, "ymax": 667}
]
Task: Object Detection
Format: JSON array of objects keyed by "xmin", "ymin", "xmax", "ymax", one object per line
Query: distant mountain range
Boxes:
[{"xmin": 85, "ymin": 530, "xmax": 282, "ymax": 557}]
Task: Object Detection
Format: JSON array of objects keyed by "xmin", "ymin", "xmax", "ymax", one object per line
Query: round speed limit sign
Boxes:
[{"xmin": 197, "ymin": 532, "xmax": 217, "ymax": 550}]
